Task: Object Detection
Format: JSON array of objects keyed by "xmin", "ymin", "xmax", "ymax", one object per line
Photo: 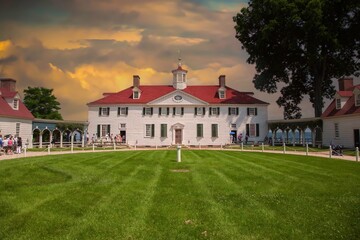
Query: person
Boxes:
[
  {"xmin": 245, "ymin": 134, "xmax": 249, "ymax": 144},
  {"xmin": 0, "ymin": 135, "xmax": 3, "ymax": 148},
  {"xmin": 17, "ymin": 137, "xmax": 22, "ymax": 154},
  {"xmin": 8, "ymin": 136, "xmax": 14, "ymax": 154},
  {"xmin": 51, "ymin": 137, "xmax": 56, "ymax": 147},
  {"xmin": 3, "ymin": 137, "xmax": 8, "ymax": 154},
  {"xmin": 238, "ymin": 133, "xmax": 243, "ymax": 144}
]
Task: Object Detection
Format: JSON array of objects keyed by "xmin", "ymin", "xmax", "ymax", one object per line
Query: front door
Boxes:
[
  {"xmin": 354, "ymin": 129, "xmax": 360, "ymax": 148},
  {"xmin": 175, "ymin": 129, "xmax": 182, "ymax": 144}
]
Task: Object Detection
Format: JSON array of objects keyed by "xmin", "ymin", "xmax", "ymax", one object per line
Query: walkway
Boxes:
[{"xmin": 0, "ymin": 147, "xmax": 358, "ymax": 162}]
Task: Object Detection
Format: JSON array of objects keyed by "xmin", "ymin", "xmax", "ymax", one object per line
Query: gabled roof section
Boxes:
[
  {"xmin": 88, "ymin": 85, "xmax": 176, "ymax": 105},
  {"xmin": 183, "ymin": 86, "xmax": 268, "ymax": 104},
  {"xmin": 322, "ymin": 84, "xmax": 360, "ymax": 118},
  {"xmin": 337, "ymin": 91, "xmax": 353, "ymax": 97},
  {"xmin": 0, "ymin": 94, "xmax": 34, "ymax": 120},
  {"xmin": 88, "ymin": 85, "xmax": 269, "ymax": 106}
]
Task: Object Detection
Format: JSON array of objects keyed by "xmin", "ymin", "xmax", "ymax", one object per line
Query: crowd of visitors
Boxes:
[{"xmin": 0, "ymin": 135, "xmax": 23, "ymax": 155}]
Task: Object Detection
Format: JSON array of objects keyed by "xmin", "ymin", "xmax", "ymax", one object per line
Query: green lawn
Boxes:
[{"xmin": 1, "ymin": 150, "xmax": 359, "ymax": 239}]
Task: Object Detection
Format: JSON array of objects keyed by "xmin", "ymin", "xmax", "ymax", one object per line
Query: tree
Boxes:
[
  {"xmin": 23, "ymin": 87, "xmax": 63, "ymax": 120},
  {"xmin": 233, "ymin": 0, "xmax": 360, "ymax": 118}
]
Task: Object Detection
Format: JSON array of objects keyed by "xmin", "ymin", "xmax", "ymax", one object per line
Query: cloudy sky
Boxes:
[{"xmin": 0, "ymin": 0, "xmax": 358, "ymax": 121}]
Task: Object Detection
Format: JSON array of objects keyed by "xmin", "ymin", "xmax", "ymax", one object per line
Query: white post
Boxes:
[
  {"xmin": 177, "ymin": 145, "xmax": 181, "ymax": 162},
  {"xmin": 283, "ymin": 142, "xmax": 286, "ymax": 154},
  {"xmin": 92, "ymin": 143, "xmax": 95, "ymax": 152},
  {"xmin": 329, "ymin": 145, "xmax": 332, "ymax": 158},
  {"xmin": 113, "ymin": 142, "xmax": 116, "ymax": 150},
  {"xmin": 199, "ymin": 143, "xmax": 201, "ymax": 149},
  {"xmin": 306, "ymin": 143, "xmax": 308, "ymax": 156},
  {"xmin": 261, "ymin": 143, "xmax": 264, "ymax": 152},
  {"xmin": 48, "ymin": 145, "xmax": 50, "ymax": 155},
  {"xmin": 241, "ymin": 142, "xmax": 243, "ymax": 151},
  {"xmin": 356, "ymin": 147, "xmax": 359, "ymax": 162},
  {"xmin": 71, "ymin": 142, "xmax": 74, "ymax": 153},
  {"xmin": 24, "ymin": 147, "xmax": 27, "ymax": 157}
]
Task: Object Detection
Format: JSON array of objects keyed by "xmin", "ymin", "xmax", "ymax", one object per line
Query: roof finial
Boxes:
[{"xmin": 177, "ymin": 49, "xmax": 182, "ymax": 67}]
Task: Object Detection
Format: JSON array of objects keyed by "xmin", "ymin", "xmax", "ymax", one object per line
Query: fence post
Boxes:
[
  {"xmin": 356, "ymin": 147, "xmax": 359, "ymax": 162},
  {"xmin": 48, "ymin": 145, "xmax": 50, "ymax": 155},
  {"xmin": 241, "ymin": 142, "xmax": 243, "ymax": 151},
  {"xmin": 262, "ymin": 142, "xmax": 264, "ymax": 152},
  {"xmin": 306, "ymin": 143, "xmax": 308, "ymax": 156},
  {"xmin": 113, "ymin": 142, "xmax": 116, "ymax": 150},
  {"xmin": 92, "ymin": 143, "xmax": 95, "ymax": 152},
  {"xmin": 71, "ymin": 142, "xmax": 74, "ymax": 153},
  {"xmin": 24, "ymin": 147, "xmax": 27, "ymax": 157},
  {"xmin": 177, "ymin": 145, "xmax": 181, "ymax": 162},
  {"xmin": 329, "ymin": 145, "xmax": 332, "ymax": 158},
  {"xmin": 283, "ymin": 142, "xmax": 286, "ymax": 154}
]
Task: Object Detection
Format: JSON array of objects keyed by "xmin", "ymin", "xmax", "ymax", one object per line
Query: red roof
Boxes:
[
  {"xmin": 88, "ymin": 85, "xmax": 268, "ymax": 105},
  {"xmin": 337, "ymin": 91, "xmax": 353, "ymax": 97},
  {"xmin": 322, "ymin": 84, "xmax": 360, "ymax": 118},
  {"xmin": 0, "ymin": 87, "xmax": 34, "ymax": 120}
]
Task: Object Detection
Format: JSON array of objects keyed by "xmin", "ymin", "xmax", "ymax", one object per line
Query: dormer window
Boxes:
[
  {"xmin": 356, "ymin": 93, "xmax": 360, "ymax": 106},
  {"xmin": 335, "ymin": 98, "xmax": 341, "ymax": 109},
  {"xmin": 133, "ymin": 91, "xmax": 140, "ymax": 99},
  {"xmin": 219, "ymin": 90, "xmax": 225, "ymax": 99},
  {"xmin": 13, "ymin": 99, "xmax": 19, "ymax": 110}
]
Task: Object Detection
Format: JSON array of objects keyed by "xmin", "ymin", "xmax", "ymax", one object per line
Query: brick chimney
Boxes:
[
  {"xmin": 0, "ymin": 78, "xmax": 16, "ymax": 92},
  {"xmin": 338, "ymin": 77, "xmax": 353, "ymax": 91},
  {"xmin": 218, "ymin": 75, "xmax": 226, "ymax": 88},
  {"xmin": 133, "ymin": 75, "xmax": 140, "ymax": 88}
]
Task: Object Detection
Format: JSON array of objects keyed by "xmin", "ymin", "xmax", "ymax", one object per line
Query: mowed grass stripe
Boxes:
[{"xmin": 0, "ymin": 151, "xmax": 146, "ymax": 239}]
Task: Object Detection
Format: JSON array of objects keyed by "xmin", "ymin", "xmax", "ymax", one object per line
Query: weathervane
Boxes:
[{"xmin": 177, "ymin": 50, "xmax": 182, "ymax": 66}]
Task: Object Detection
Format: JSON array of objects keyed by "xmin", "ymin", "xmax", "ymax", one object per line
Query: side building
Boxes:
[
  {"xmin": 0, "ymin": 78, "xmax": 34, "ymax": 146},
  {"xmin": 87, "ymin": 63, "xmax": 269, "ymax": 147},
  {"xmin": 322, "ymin": 77, "xmax": 360, "ymax": 148}
]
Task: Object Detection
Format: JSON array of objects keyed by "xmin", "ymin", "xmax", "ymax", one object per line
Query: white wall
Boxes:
[
  {"xmin": 88, "ymin": 104, "xmax": 268, "ymax": 146},
  {"xmin": 323, "ymin": 114, "xmax": 360, "ymax": 148},
  {"xmin": 0, "ymin": 117, "xmax": 33, "ymax": 147}
]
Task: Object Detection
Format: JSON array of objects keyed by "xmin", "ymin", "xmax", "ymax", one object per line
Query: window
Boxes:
[
  {"xmin": 195, "ymin": 107, "xmax": 205, "ymax": 115},
  {"xmin": 356, "ymin": 94, "xmax": 360, "ymax": 106},
  {"xmin": 160, "ymin": 124, "xmax": 167, "ymax": 138},
  {"xmin": 145, "ymin": 124, "xmax": 155, "ymax": 137},
  {"xmin": 173, "ymin": 107, "xmax": 184, "ymax": 115},
  {"xmin": 16, "ymin": 123, "xmax": 20, "ymax": 136},
  {"xmin": 13, "ymin": 99, "xmax": 19, "ymax": 110},
  {"xmin": 97, "ymin": 124, "xmax": 110, "ymax": 137},
  {"xmin": 219, "ymin": 90, "xmax": 225, "ymax": 99},
  {"xmin": 336, "ymin": 98, "xmax": 341, "ymax": 109},
  {"xmin": 246, "ymin": 123, "xmax": 260, "ymax": 137},
  {"xmin": 231, "ymin": 124, "xmax": 236, "ymax": 129},
  {"xmin": 247, "ymin": 107, "xmax": 257, "ymax": 116},
  {"xmin": 159, "ymin": 107, "xmax": 170, "ymax": 116},
  {"xmin": 119, "ymin": 123, "xmax": 126, "ymax": 129},
  {"xmin": 197, "ymin": 124, "xmax": 203, "ymax": 138},
  {"xmin": 143, "ymin": 107, "xmax": 153, "ymax": 116},
  {"xmin": 334, "ymin": 123, "xmax": 339, "ymax": 138},
  {"xmin": 211, "ymin": 124, "xmax": 218, "ymax": 138},
  {"xmin": 209, "ymin": 107, "xmax": 220, "ymax": 116},
  {"xmin": 99, "ymin": 107, "xmax": 110, "ymax": 116},
  {"xmin": 228, "ymin": 107, "xmax": 239, "ymax": 115},
  {"xmin": 117, "ymin": 107, "xmax": 128, "ymax": 116},
  {"xmin": 133, "ymin": 91, "xmax": 139, "ymax": 99}
]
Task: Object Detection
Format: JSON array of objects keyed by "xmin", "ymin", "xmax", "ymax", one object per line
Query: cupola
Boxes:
[{"xmin": 172, "ymin": 57, "xmax": 188, "ymax": 90}]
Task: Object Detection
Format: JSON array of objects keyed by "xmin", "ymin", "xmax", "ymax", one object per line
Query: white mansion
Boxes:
[{"xmin": 87, "ymin": 62, "xmax": 269, "ymax": 147}]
